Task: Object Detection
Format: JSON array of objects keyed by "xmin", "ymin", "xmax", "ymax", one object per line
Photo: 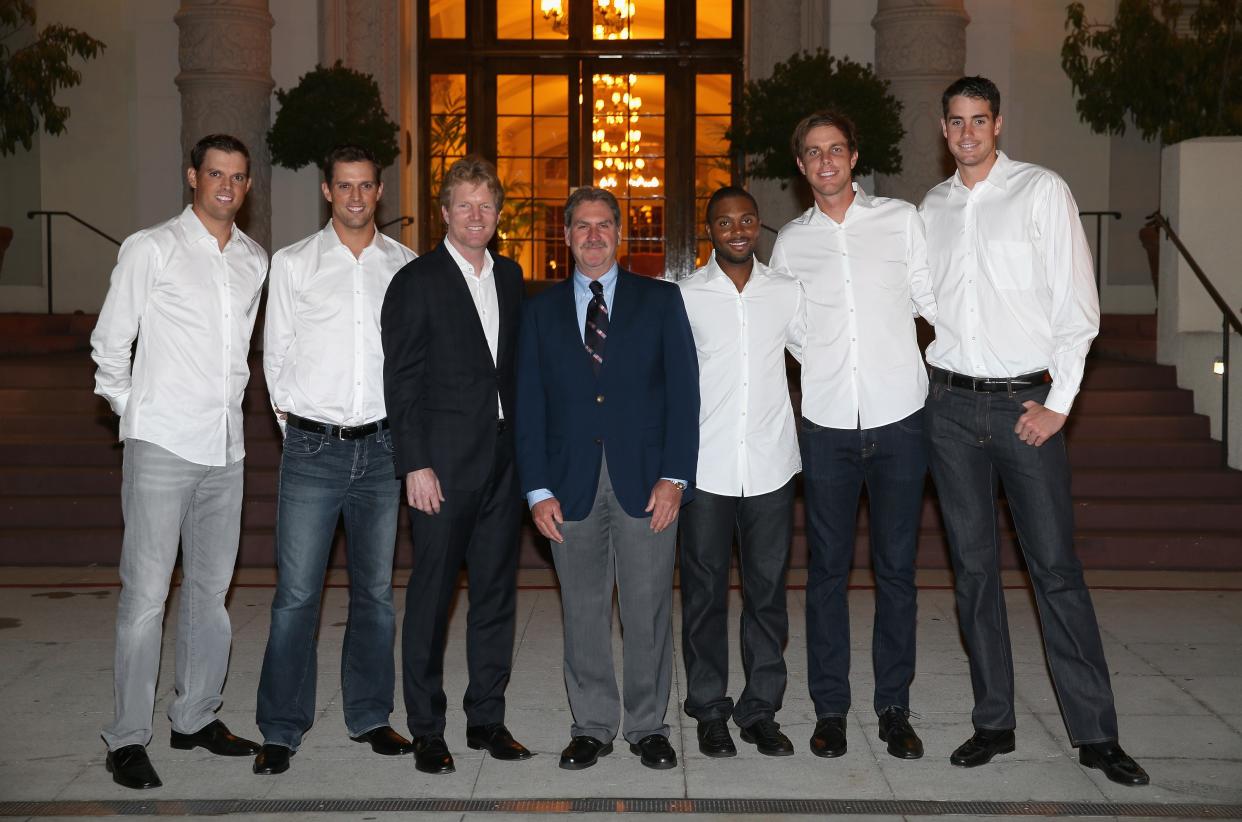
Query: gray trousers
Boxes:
[
  {"xmin": 102, "ymin": 439, "xmax": 244, "ymax": 750},
  {"xmin": 552, "ymin": 456, "xmax": 676, "ymax": 744}
]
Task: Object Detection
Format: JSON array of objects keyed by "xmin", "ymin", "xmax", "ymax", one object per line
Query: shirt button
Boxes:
[{"xmin": 596, "ymin": 394, "xmax": 605, "ymax": 404}]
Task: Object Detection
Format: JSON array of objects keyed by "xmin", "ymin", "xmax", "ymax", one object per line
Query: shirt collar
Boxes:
[
  {"xmin": 321, "ymin": 220, "xmax": 383, "ymax": 258},
  {"xmin": 703, "ymin": 250, "xmax": 768, "ymax": 284},
  {"xmin": 574, "ymin": 262, "xmax": 618, "ymax": 293},
  {"xmin": 951, "ymin": 150, "xmax": 1012, "ymax": 193},
  {"xmin": 179, "ymin": 203, "xmax": 237, "ymax": 247},
  {"xmin": 809, "ymin": 182, "xmax": 873, "ymax": 224},
  {"xmin": 443, "ymin": 234, "xmax": 494, "ymax": 278}
]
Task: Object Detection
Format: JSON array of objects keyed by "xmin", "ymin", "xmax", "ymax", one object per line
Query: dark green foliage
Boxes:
[
  {"xmin": 726, "ymin": 50, "xmax": 904, "ymax": 183},
  {"xmin": 1062, "ymin": 0, "xmax": 1242, "ymax": 143},
  {"xmin": 0, "ymin": 0, "xmax": 105, "ymax": 155},
  {"xmin": 268, "ymin": 61, "xmax": 399, "ymax": 173}
]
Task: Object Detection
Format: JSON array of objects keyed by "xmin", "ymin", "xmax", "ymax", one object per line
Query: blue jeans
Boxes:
[
  {"xmin": 256, "ymin": 425, "xmax": 400, "ymax": 749},
  {"xmin": 801, "ymin": 410, "xmax": 926, "ymax": 718},
  {"xmin": 925, "ymin": 379, "xmax": 1117, "ymax": 744}
]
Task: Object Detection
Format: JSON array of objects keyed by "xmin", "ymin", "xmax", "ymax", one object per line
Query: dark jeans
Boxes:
[
  {"xmin": 802, "ymin": 410, "xmax": 926, "ymax": 718},
  {"xmin": 257, "ymin": 426, "xmax": 400, "ymax": 749},
  {"xmin": 679, "ymin": 479, "xmax": 795, "ymax": 728},
  {"xmin": 925, "ymin": 380, "xmax": 1118, "ymax": 744},
  {"xmin": 403, "ymin": 429, "xmax": 522, "ymax": 737}
]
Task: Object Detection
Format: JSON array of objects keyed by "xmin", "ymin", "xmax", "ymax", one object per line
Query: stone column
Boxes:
[
  {"xmin": 319, "ymin": 0, "xmax": 404, "ymax": 234},
  {"xmin": 872, "ymin": 0, "xmax": 969, "ymax": 203},
  {"xmin": 175, "ymin": 0, "xmax": 275, "ymax": 250}
]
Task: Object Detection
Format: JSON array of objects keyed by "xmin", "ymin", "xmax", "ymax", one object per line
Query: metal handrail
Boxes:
[
  {"xmin": 379, "ymin": 215, "xmax": 415, "ymax": 231},
  {"xmin": 1079, "ymin": 210, "xmax": 1121, "ymax": 291},
  {"xmin": 1148, "ymin": 210, "xmax": 1242, "ymax": 467},
  {"xmin": 27, "ymin": 210, "xmax": 123, "ymax": 315}
]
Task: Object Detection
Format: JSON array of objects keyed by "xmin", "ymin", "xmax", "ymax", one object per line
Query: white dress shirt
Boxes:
[
  {"xmin": 919, "ymin": 151, "xmax": 1100, "ymax": 415},
  {"xmin": 264, "ymin": 221, "xmax": 416, "ymax": 428},
  {"xmin": 679, "ymin": 253, "xmax": 802, "ymax": 497},
  {"xmin": 770, "ymin": 184, "xmax": 937, "ymax": 430},
  {"xmin": 91, "ymin": 204, "xmax": 268, "ymax": 466},
  {"xmin": 443, "ymin": 235, "xmax": 503, "ymax": 418}
]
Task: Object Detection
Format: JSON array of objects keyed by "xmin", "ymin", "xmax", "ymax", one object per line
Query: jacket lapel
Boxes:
[{"xmin": 436, "ymin": 242, "xmax": 495, "ymax": 365}]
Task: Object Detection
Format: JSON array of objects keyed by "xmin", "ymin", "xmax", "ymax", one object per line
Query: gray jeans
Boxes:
[{"xmin": 102, "ymin": 439, "xmax": 244, "ymax": 750}]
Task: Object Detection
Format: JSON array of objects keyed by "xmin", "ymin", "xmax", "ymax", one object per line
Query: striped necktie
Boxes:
[{"xmin": 584, "ymin": 279, "xmax": 608, "ymax": 376}]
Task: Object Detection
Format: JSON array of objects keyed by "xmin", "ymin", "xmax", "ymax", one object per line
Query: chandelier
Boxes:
[{"xmin": 541, "ymin": 0, "xmax": 636, "ymax": 40}]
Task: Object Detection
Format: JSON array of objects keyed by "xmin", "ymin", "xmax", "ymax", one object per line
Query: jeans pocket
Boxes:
[
  {"xmin": 283, "ymin": 427, "xmax": 327, "ymax": 457},
  {"xmin": 895, "ymin": 410, "xmax": 924, "ymax": 435},
  {"xmin": 378, "ymin": 427, "xmax": 395, "ymax": 454}
]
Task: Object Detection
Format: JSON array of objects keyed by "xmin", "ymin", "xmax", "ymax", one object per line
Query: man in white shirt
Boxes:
[
  {"xmin": 252, "ymin": 145, "xmax": 416, "ymax": 776},
  {"xmin": 770, "ymin": 111, "xmax": 936, "ymax": 762},
  {"xmin": 91, "ymin": 134, "xmax": 267, "ymax": 789},
  {"xmin": 920, "ymin": 76, "xmax": 1147, "ymax": 786},
  {"xmin": 381, "ymin": 156, "xmax": 530, "ymax": 775},
  {"xmin": 677, "ymin": 187, "xmax": 802, "ymax": 759}
]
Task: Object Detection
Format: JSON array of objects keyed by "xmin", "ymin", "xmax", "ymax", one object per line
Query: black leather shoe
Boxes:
[
  {"xmin": 629, "ymin": 733, "xmax": 677, "ymax": 770},
  {"xmin": 1079, "ymin": 742, "xmax": 1149, "ymax": 786},
  {"xmin": 740, "ymin": 718, "xmax": 794, "ymax": 756},
  {"xmin": 696, "ymin": 718, "xmax": 737, "ymax": 758},
  {"xmin": 351, "ymin": 726, "xmax": 413, "ymax": 756},
  {"xmin": 877, "ymin": 707, "xmax": 924, "ymax": 760},
  {"xmin": 809, "ymin": 716, "xmax": 847, "ymax": 758},
  {"xmin": 252, "ymin": 744, "xmax": 292, "ymax": 775},
  {"xmin": 412, "ymin": 735, "xmax": 455, "ymax": 774},
  {"xmin": 170, "ymin": 720, "xmax": 260, "ymax": 757},
  {"xmin": 466, "ymin": 723, "xmax": 533, "ymax": 761},
  {"xmin": 106, "ymin": 744, "xmax": 162, "ymax": 790},
  {"xmin": 950, "ymin": 728, "xmax": 1016, "ymax": 767},
  {"xmin": 559, "ymin": 735, "xmax": 613, "ymax": 770}
]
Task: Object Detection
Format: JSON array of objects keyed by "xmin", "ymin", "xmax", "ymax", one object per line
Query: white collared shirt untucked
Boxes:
[
  {"xmin": 770, "ymin": 184, "xmax": 937, "ymax": 430},
  {"xmin": 919, "ymin": 151, "xmax": 1100, "ymax": 415},
  {"xmin": 264, "ymin": 221, "xmax": 416, "ymax": 428},
  {"xmin": 679, "ymin": 254, "xmax": 802, "ymax": 497},
  {"xmin": 91, "ymin": 204, "xmax": 269, "ymax": 466},
  {"xmin": 443, "ymin": 235, "xmax": 504, "ymax": 418}
]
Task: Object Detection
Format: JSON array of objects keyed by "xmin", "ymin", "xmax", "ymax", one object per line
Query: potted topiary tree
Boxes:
[
  {"xmin": 267, "ymin": 61, "xmax": 400, "ymax": 225},
  {"xmin": 727, "ymin": 50, "xmax": 905, "ymax": 188},
  {"xmin": 1061, "ymin": 0, "xmax": 1242, "ymax": 288}
]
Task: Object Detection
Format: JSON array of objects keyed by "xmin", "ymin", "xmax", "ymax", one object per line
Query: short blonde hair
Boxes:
[{"xmin": 438, "ymin": 155, "xmax": 505, "ymax": 212}]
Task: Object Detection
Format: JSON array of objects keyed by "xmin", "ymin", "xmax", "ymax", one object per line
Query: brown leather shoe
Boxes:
[
  {"xmin": 809, "ymin": 716, "xmax": 847, "ymax": 758},
  {"xmin": 412, "ymin": 734, "xmax": 455, "ymax": 774},
  {"xmin": 466, "ymin": 723, "xmax": 532, "ymax": 761},
  {"xmin": 351, "ymin": 726, "xmax": 414, "ymax": 756},
  {"xmin": 170, "ymin": 720, "xmax": 260, "ymax": 757}
]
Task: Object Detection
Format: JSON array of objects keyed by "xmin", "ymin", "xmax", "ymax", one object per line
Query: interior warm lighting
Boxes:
[
  {"xmin": 1213, "ymin": 358, "xmax": 1226, "ymax": 375},
  {"xmin": 543, "ymin": 0, "xmax": 634, "ymax": 38}
]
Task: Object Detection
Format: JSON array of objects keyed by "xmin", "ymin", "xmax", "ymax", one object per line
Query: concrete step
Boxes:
[
  {"xmin": 1080, "ymin": 361, "xmax": 1177, "ymax": 390},
  {"xmin": 1098, "ymin": 313, "xmax": 1157, "ymax": 339},
  {"xmin": 1091, "ymin": 337, "xmax": 1157, "ymax": 362}
]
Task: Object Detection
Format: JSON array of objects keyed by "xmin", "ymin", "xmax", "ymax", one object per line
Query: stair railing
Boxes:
[
  {"xmin": 26, "ymin": 210, "xmax": 123, "ymax": 315},
  {"xmin": 1148, "ymin": 211, "xmax": 1242, "ymax": 467},
  {"xmin": 379, "ymin": 214, "xmax": 415, "ymax": 231},
  {"xmin": 1079, "ymin": 210, "xmax": 1121, "ymax": 291}
]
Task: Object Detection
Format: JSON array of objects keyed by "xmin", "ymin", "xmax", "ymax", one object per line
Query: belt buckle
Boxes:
[{"xmin": 335, "ymin": 425, "xmax": 348, "ymax": 440}]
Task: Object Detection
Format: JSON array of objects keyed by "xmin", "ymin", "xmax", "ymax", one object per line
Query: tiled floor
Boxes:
[{"xmin": 1, "ymin": 566, "xmax": 1240, "ymax": 820}]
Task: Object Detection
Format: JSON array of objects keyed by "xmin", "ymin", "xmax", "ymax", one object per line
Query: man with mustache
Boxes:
[
  {"xmin": 516, "ymin": 186, "xmax": 699, "ymax": 771},
  {"xmin": 92, "ymin": 134, "xmax": 266, "ymax": 789}
]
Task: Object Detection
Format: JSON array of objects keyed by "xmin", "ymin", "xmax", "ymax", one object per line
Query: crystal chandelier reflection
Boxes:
[{"xmin": 541, "ymin": 0, "xmax": 636, "ymax": 40}]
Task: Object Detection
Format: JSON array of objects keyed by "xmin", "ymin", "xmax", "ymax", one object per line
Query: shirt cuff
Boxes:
[
  {"xmin": 1043, "ymin": 386, "xmax": 1076, "ymax": 416},
  {"xmin": 526, "ymin": 488, "xmax": 554, "ymax": 509},
  {"xmin": 660, "ymin": 478, "xmax": 686, "ymax": 487}
]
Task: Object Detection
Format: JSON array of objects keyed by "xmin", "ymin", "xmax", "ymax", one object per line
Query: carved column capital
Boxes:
[{"xmin": 176, "ymin": 0, "xmax": 274, "ymax": 249}]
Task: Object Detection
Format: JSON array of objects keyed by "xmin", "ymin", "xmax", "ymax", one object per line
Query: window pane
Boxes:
[
  {"xmin": 695, "ymin": 115, "xmax": 729, "ymax": 156},
  {"xmin": 696, "ymin": 0, "xmax": 730, "ymax": 39},
  {"xmin": 592, "ymin": 0, "xmax": 663, "ymax": 40},
  {"xmin": 428, "ymin": 0, "xmax": 465, "ymax": 38},
  {"xmin": 497, "ymin": 117, "xmax": 534, "ymax": 156},
  {"xmin": 497, "ymin": 75, "xmax": 532, "ymax": 115},
  {"xmin": 696, "ymin": 74, "xmax": 731, "ymax": 114},
  {"xmin": 499, "ymin": 0, "xmax": 569, "ymax": 39}
]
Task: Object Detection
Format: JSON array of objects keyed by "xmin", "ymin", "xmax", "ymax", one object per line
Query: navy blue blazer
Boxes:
[{"xmin": 515, "ymin": 269, "xmax": 700, "ymax": 521}]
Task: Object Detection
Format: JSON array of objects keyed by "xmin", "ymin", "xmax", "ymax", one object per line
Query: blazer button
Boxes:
[
  {"xmin": 596, "ymin": 394, "xmax": 605, "ymax": 404},
  {"xmin": 594, "ymin": 437, "xmax": 602, "ymax": 445}
]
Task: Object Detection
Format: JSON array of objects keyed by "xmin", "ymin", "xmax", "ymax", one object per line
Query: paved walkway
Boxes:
[{"xmin": 1, "ymin": 567, "xmax": 1240, "ymax": 820}]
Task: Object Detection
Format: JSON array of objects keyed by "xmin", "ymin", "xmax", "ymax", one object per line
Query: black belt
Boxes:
[
  {"xmin": 286, "ymin": 414, "xmax": 389, "ymax": 440},
  {"xmin": 929, "ymin": 366, "xmax": 1051, "ymax": 393}
]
